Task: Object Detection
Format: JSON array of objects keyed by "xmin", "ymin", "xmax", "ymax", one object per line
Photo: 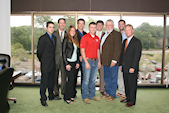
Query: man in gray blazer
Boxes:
[
  {"xmin": 53, "ymin": 18, "xmax": 67, "ymax": 99},
  {"xmin": 100, "ymin": 19, "xmax": 122, "ymax": 102}
]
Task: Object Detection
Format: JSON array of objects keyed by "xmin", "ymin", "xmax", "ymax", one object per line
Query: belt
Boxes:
[{"xmin": 87, "ymin": 58, "xmax": 96, "ymax": 61}]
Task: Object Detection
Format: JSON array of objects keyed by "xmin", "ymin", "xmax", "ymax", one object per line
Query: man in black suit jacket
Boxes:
[
  {"xmin": 119, "ymin": 24, "xmax": 142, "ymax": 107},
  {"xmin": 37, "ymin": 21, "xmax": 57, "ymax": 106},
  {"xmin": 76, "ymin": 18, "xmax": 87, "ymax": 88}
]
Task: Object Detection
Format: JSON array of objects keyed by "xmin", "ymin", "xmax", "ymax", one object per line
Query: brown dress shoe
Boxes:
[
  {"xmin": 107, "ymin": 95, "xmax": 115, "ymax": 102},
  {"xmin": 120, "ymin": 99, "xmax": 127, "ymax": 103},
  {"xmin": 83, "ymin": 98, "xmax": 91, "ymax": 104},
  {"xmin": 92, "ymin": 96, "xmax": 100, "ymax": 101},
  {"xmin": 100, "ymin": 91, "xmax": 106, "ymax": 95},
  {"xmin": 125, "ymin": 102, "xmax": 135, "ymax": 107},
  {"xmin": 100, "ymin": 94, "xmax": 109, "ymax": 99}
]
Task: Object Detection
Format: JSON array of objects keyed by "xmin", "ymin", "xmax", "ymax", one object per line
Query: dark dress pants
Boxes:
[
  {"xmin": 40, "ymin": 66, "xmax": 55, "ymax": 102},
  {"xmin": 64, "ymin": 62, "xmax": 78, "ymax": 100},
  {"xmin": 123, "ymin": 71, "xmax": 138, "ymax": 105}
]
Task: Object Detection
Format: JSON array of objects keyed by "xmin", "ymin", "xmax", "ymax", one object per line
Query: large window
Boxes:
[
  {"xmin": 10, "ymin": 12, "xmax": 168, "ymax": 85},
  {"xmin": 10, "ymin": 16, "xmax": 32, "ymax": 83}
]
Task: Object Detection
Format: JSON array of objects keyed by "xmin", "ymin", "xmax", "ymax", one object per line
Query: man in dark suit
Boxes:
[
  {"xmin": 37, "ymin": 21, "xmax": 57, "ymax": 106},
  {"xmin": 53, "ymin": 18, "xmax": 67, "ymax": 99},
  {"xmin": 96, "ymin": 20, "xmax": 105, "ymax": 95},
  {"xmin": 100, "ymin": 19, "xmax": 122, "ymax": 102},
  {"xmin": 76, "ymin": 18, "xmax": 87, "ymax": 89},
  {"xmin": 119, "ymin": 24, "xmax": 142, "ymax": 107}
]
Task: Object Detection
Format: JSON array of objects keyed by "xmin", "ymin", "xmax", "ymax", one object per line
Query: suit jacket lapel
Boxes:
[
  {"xmin": 56, "ymin": 30, "xmax": 61, "ymax": 39},
  {"xmin": 126, "ymin": 36, "xmax": 135, "ymax": 51},
  {"xmin": 103, "ymin": 30, "xmax": 113, "ymax": 45},
  {"xmin": 46, "ymin": 33, "xmax": 55, "ymax": 47}
]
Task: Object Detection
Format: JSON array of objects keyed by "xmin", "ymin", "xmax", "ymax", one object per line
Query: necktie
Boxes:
[
  {"xmin": 123, "ymin": 39, "xmax": 128, "ymax": 64},
  {"xmin": 51, "ymin": 36, "xmax": 55, "ymax": 45},
  {"xmin": 124, "ymin": 39, "xmax": 128, "ymax": 52},
  {"xmin": 61, "ymin": 32, "xmax": 63, "ymax": 42}
]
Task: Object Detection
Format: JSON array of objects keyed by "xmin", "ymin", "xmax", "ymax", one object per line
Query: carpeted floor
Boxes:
[{"xmin": 8, "ymin": 86, "xmax": 169, "ymax": 113}]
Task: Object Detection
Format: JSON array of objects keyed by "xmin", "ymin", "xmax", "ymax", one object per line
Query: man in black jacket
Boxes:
[
  {"xmin": 76, "ymin": 18, "xmax": 87, "ymax": 90},
  {"xmin": 37, "ymin": 21, "xmax": 57, "ymax": 106},
  {"xmin": 119, "ymin": 24, "xmax": 142, "ymax": 107}
]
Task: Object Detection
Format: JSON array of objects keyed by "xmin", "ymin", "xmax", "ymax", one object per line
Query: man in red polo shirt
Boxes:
[{"xmin": 80, "ymin": 22, "xmax": 101, "ymax": 104}]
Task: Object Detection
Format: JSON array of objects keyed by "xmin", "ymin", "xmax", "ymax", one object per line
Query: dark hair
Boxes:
[
  {"xmin": 77, "ymin": 18, "xmax": 85, "ymax": 24},
  {"xmin": 96, "ymin": 20, "xmax": 104, "ymax": 25},
  {"xmin": 46, "ymin": 21, "xmax": 54, "ymax": 27},
  {"xmin": 89, "ymin": 22, "xmax": 96, "ymax": 26},
  {"xmin": 118, "ymin": 19, "xmax": 126, "ymax": 24},
  {"xmin": 58, "ymin": 18, "xmax": 66, "ymax": 23}
]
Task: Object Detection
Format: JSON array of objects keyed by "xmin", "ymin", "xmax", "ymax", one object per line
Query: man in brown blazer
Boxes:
[
  {"xmin": 96, "ymin": 20, "xmax": 105, "ymax": 95},
  {"xmin": 100, "ymin": 19, "xmax": 122, "ymax": 102},
  {"xmin": 53, "ymin": 18, "xmax": 67, "ymax": 99}
]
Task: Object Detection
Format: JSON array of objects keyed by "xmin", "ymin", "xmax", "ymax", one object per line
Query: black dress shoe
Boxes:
[
  {"xmin": 49, "ymin": 96, "xmax": 62, "ymax": 100},
  {"xmin": 41, "ymin": 101, "xmax": 48, "ymax": 106},
  {"xmin": 55, "ymin": 96, "xmax": 62, "ymax": 100},
  {"xmin": 120, "ymin": 99, "xmax": 128, "ymax": 103}
]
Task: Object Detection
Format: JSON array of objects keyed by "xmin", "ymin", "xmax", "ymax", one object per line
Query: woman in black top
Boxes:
[{"xmin": 62, "ymin": 25, "xmax": 80, "ymax": 104}]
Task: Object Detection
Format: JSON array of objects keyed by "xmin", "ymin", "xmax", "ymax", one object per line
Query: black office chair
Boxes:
[
  {"xmin": 0, "ymin": 54, "xmax": 10, "ymax": 70},
  {"xmin": 0, "ymin": 53, "xmax": 17, "ymax": 103},
  {"xmin": 0, "ymin": 67, "xmax": 14, "ymax": 113}
]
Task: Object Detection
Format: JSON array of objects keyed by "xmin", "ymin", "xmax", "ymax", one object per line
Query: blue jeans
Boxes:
[
  {"xmin": 104, "ymin": 66, "xmax": 119, "ymax": 98},
  {"xmin": 82, "ymin": 59, "xmax": 98, "ymax": 100}
]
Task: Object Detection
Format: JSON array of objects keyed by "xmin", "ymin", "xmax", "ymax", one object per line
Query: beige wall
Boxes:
[{"xmin": 0, "ymin": 0, "xmax": 11, "ymax": 55}]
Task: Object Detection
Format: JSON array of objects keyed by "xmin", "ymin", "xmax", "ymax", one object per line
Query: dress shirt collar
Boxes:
[
  {"xmin": 59, "ymin": 29, "xmax": 65, "ymax": 36},
  {"xmin": 127, "ymin": 35, "xmax": 134, "ymax": 45},
  {"xmin": 105, "ymin": 29, "xmax": 113, "ymax": 34},
  {"xmin": 77, "ymin": 29, "xmax": 85, "ymax": 37},
  {"xmin": 47, "ymin": 32, "xmax": 52, "ymax": 39}
]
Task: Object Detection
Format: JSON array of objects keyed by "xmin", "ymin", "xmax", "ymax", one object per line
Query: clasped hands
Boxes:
[{"xmin": 66, "ymin": 63, "xmax": 80, "ymax": 71}]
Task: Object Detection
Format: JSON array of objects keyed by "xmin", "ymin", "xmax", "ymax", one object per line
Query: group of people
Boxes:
[{"xmin": 37, "ymin": 18, "xmax": 142, "ymax": 107}]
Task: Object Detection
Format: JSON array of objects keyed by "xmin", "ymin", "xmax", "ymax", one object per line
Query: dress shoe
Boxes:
[
  {"xmin": 106, "ymin": 95, "xmax": 115, "ymax": 102},
  {"xmin": 100, "ymin": 94, "xmax": 109, "ymax": 99},
  {"xmin": 120, "ymin": 99, "xmax": 128, "ymax": 103},
  {"xmin": 125, "ymin": 102, "xmax": 135, "ymax": 107},
  {"xmin": 83, "ymin": 98, "xmax": 91, "ymax": 104},
  {"xmin": 41, "ymin": 101, "xmax": 48, "ymax": 106},
  {"xmin": 91, "ymin": 96, "xmax": 100, "ymax": 101},
  {"xmin": 100, "ymin": 91, "xmax": 106, "ymax": 95},
  {"xmin": 49, "ymin": 96, "xmax": 61, "ymax": 100}
]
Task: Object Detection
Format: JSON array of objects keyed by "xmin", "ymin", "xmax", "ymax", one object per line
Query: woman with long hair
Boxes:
[{"xmin": 62, "ymin": 25, "xmax": 80, "ymax": 104}]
